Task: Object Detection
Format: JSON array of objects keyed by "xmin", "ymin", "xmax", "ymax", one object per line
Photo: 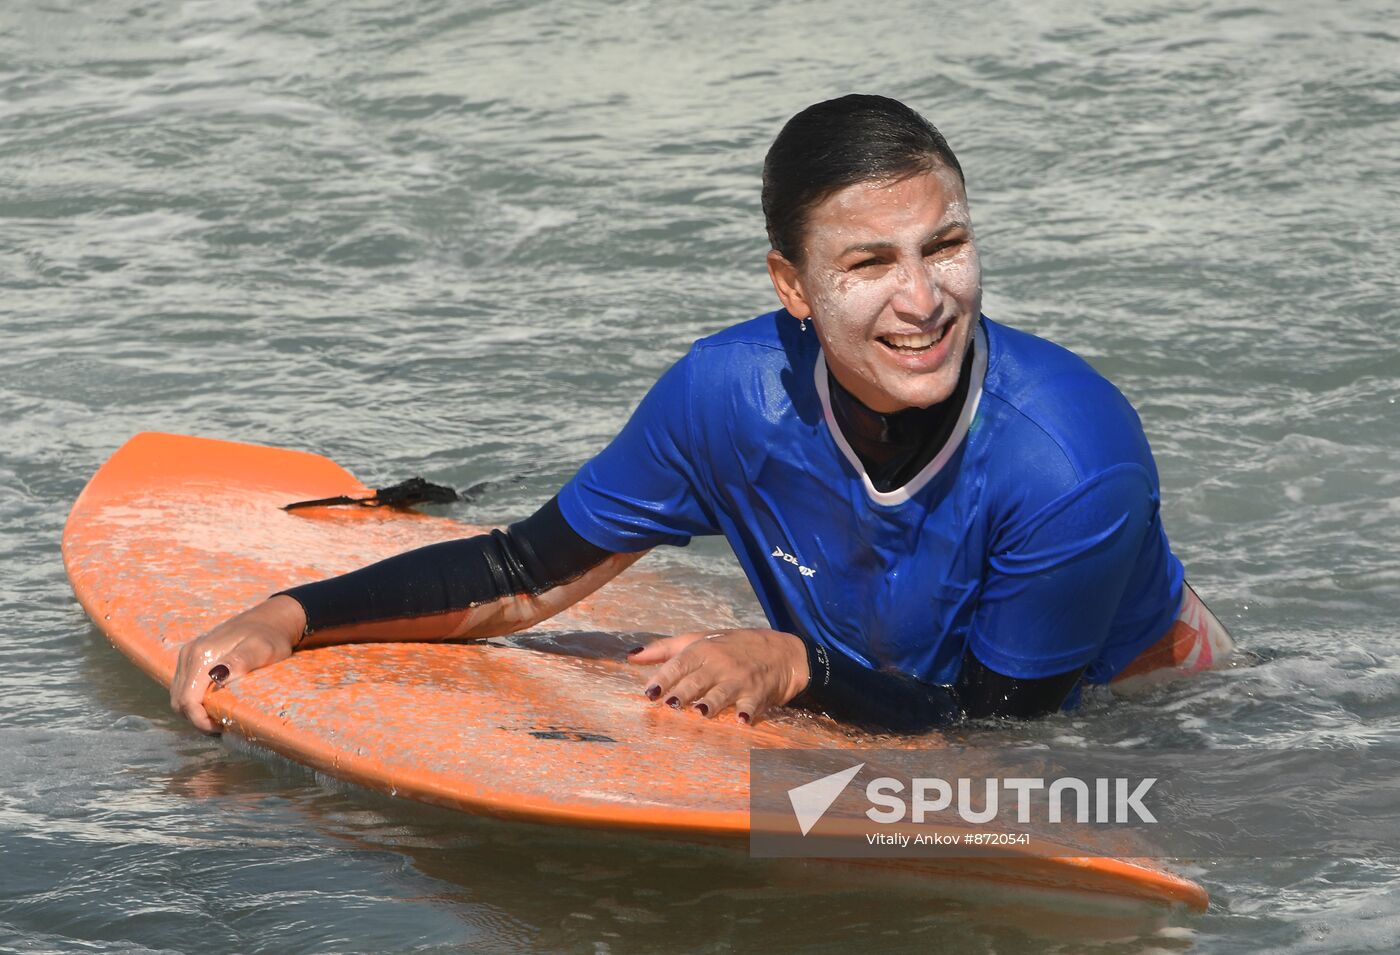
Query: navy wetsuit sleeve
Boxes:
[
  {"xmin": 790, "ymin": 639, "xmax": 1084, "ymax": 734},
  {"xmin": 956, "ymin": 653, "xmax": 1086, "ymax": 720},
  {"xmin": 970, "ymin": 465, "xmax": 1159, "ymax": 679},
  {"xmin": 274, "ymin": 495, "xmax": 613, "ymax": 641},
  {"xmin": 557, "ymin": 350, "xmax": 720, "ymax": 552}
]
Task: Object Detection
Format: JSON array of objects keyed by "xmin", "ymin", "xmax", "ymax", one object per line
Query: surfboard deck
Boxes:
[{"xmin": 62, "ymin": 432, "xmax": 1209, "ymax": 911}]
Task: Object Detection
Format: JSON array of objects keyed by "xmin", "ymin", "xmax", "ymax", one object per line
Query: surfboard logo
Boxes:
[
  {"xmin": 770, "ymin": 545, "xmax": 816, "ymax": 578},
  {"xmin": 787, "ymin": 763, "xmax": 865, "ymax": 836}
]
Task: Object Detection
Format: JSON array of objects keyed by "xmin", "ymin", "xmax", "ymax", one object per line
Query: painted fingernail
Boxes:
[
  {"xmin": 208, "ymin": 664, "xmax": 230, "ymax": 685},
  {"xmin": 695, "ymin": 702, "xmax": 710, "ymax": 717},
  {"xmin": 627, "ymin": 646, "xmax": 646, "ymax": 656},
  {"xmin": 645, "ymin": 685, "xmax": 661, "ymax": 701},
  {"xmin": 737, "ymin": 711, "xmax": 751, "ymax": 725},
  {"xmin": 665, "ymin": 696, "xmax": 680, "ymax": 708}
]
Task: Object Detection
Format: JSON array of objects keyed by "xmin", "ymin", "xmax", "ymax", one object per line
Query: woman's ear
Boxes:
[{"xmin": 766, "ymin": 249, "xmax": 812, "ymax": 320}]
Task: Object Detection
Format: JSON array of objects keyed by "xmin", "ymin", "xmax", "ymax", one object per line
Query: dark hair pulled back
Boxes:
[{"xmin": 762, "ymin": 94, "xmax": 965, "ymax": 263}]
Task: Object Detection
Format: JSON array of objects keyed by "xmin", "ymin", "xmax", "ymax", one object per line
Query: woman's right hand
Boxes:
[{"xmin": 170, "ymin": 594, "xmax": 307, "ymax": 733}]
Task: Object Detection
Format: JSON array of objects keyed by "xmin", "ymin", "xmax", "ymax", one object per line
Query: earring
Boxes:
[{"xmin": 798, "ymin": 316, "xmax": 809, "ymax": 333}]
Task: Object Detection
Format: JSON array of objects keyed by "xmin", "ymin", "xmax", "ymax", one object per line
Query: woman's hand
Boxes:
[
  {"xmin": 169, "ymin": 595, "xmax": 307, "ymax": 733},
  {"xmin": 628, "ymin": 628, "xmax": 810, "ymax": 725}
]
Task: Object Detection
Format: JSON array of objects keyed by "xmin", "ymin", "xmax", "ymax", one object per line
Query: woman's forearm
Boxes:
[
  {"xmin": 791, "ymin": 639, "xmax": 1084, "ymax": 733},
  {"xmin": 275, "ymin": 496, "xmax": 635, "ymax": 648}
]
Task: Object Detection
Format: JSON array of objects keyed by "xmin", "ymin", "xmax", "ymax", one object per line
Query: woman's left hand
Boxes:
[{"xmin": 628, "ymin": 628, "xmax": 809, "ymax": 725}]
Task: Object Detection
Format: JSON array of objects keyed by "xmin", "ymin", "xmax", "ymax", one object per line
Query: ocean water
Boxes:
[{"xmin": 3, "ymin": 0, "xmax": 1399, "ymax": 951}]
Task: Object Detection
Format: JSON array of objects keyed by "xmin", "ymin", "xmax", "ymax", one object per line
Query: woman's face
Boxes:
[{"xmin": 767, "ymin": 167, "xmax": 982, "ymax": 414}]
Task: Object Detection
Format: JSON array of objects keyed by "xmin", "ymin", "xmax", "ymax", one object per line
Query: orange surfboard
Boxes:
[{"xmin": 62, "ymin": 432, "xmax": 1208, "ymax": 911}]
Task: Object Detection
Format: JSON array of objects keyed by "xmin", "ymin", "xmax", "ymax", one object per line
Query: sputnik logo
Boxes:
[{"xmin": 786, "ymin": 763, "xmax": 864, "ymax": 836}]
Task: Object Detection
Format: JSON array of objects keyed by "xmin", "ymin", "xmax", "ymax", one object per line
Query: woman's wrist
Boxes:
[
  {"xmin": 257, "ymin": 594, "xmax": 310, "ymax": 649},
  {"xmin": 774, "ymin": 630, "xmax": 812, "ymax": 704}
]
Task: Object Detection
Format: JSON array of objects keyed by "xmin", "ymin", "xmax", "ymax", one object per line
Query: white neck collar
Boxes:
[{"xmin": 813, "ymin": 322, "xmax": 988, "ymax": 506}]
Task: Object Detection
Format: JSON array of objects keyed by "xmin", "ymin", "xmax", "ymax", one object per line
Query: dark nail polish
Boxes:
[
  {"xmin": 208, "ymin": 664, "xmax": 230, "ymax": 685},
  {"xmin": 695, "ymin": 702, "xmax": 710, "ymax": 717},
  {"xmin": 627, "ymin": 646, "xmax": 646, "ymax": 656},
  {"xmin": 645, "ymin": 685, "xmax": 661, "ymax": 701},
  {"xmin": 665, "ymin": 696, "xmax": 680, "ymax": 708},
  {"xmin": 737, "ymin": 712, "xmax": 751, "ymax": 725}
]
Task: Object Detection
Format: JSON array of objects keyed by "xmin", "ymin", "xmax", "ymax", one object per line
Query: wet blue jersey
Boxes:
[{"xmin": 558, "ymin": 311, "xmax": 1185, "ymax": 686}]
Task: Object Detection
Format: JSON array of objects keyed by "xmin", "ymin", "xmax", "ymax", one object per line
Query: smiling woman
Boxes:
[
  {"xmin": 171, "ymin": 94, "xmax": 1233, "ymax": 736},
  {"xmin": 770, "ymin": 171, "xmax": 980, "ymax": 414},
  {"xmin": 760, "ymin": 100, "xmax": 978, "ymax": 415}
]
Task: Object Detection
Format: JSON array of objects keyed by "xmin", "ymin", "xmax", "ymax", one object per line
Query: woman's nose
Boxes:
[{"xmin": 891, "ymin": 259, "xmax": 942, "ymax": 320}]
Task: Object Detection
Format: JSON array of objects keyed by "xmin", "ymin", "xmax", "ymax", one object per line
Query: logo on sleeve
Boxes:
[{"xmin": 771, "ymin": 545, "xmax": 817, "ymax": 578}]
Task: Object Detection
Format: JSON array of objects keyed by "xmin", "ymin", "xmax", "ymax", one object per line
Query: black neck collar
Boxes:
[{"xmin": 825, "ymin": 340, "xmax": 976, "ymax": 493}]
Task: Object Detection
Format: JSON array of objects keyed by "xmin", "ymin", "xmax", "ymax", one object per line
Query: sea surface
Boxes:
[{"xmin": 3, "ymin": 1, "xmax": 1399, "ymax": 952}]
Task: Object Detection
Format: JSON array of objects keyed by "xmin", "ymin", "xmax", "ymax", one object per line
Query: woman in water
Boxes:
[{"xmin": 171, "ymin": 94, "xmax": 1233, "ymax": 735}]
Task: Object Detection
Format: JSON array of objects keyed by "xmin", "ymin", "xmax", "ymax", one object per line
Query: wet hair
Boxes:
[{"xmin": 762, "ymin": 94, "xmax": 965, "ymax": 263}]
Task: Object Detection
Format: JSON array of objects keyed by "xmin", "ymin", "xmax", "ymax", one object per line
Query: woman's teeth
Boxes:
[{"xmin": 879, "ymin": 327, "xmax": 945, "ymax": 351}]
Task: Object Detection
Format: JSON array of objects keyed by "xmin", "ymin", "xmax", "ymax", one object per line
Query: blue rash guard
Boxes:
[{"xmin": 558, "ymin": 310, "xmax": 1186, "ymax": 692}]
